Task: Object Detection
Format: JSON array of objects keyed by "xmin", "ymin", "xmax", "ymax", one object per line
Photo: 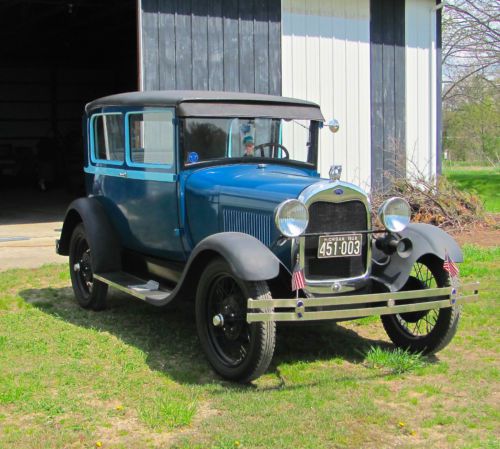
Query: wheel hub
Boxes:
[
  {"xmin": 212, "ymin": 314, "xmax": 224, "ymax": 327},
  {"xmin": 218, "ymin": 295, "xmax": 243, "ymax": 340},
  {"xmin": 78, "ymin": 249, "xmax": 93, "ymax": 288}
]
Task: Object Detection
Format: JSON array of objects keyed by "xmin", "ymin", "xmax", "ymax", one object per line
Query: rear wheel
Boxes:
[
  {"xmin": 69, "ymin": 223, "xmax": 108, "ymax": 310},
  {"xmin": 381, "ymin": 255, "xmax": 460, "ymax": 355},
  {"xmin": 195, "ymin": 258, "xmax": 276, "ymax": 382}
]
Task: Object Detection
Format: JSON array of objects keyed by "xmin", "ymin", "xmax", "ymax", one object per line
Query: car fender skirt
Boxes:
[
  {"xmin": 57, "ymin": 197, "xmax": 122, "ymax": 273},
  {"xmin": 194, "ymin": 232, "xmax": 281, "ymax": 281},
  {"xmin": 371, "ymin": 223, "xmax": 463, "ymax": 292}
]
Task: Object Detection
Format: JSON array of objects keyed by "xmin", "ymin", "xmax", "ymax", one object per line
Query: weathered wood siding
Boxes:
[
  {"xmin": 281, "ymin": 0, "xmax": 372, "ymax": 189},
  {"xmin": 370, "ymin": 0, "xmax": 406, "ymax": 191},
  {"xmin": 406, "ymin": 0, "xmax": 439, "ymax": 181},
  {"xmin": 139, "ymin": 0, "xmax": 281, "ymax": 94}
]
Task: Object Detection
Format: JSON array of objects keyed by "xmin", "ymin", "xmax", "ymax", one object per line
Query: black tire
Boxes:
[
  {"xmin": 195, "ymin": 258, "xmax": 276, "ymax": 382},
  {"xmin": 69, "ymin": 223, "xmax": 108, "ymax": 310},
  {"xmin": 381, "ymin": 255, "xmax": 460, "ymax": 355}
]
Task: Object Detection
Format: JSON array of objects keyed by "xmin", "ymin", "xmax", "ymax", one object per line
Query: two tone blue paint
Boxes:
[
  {"xmin": 85, "ymin": 105, "xmax": 322, "ymax": 267},
  {"xmin": 85, "ymin": 107, "xmax": 183, "ymax": 260}
]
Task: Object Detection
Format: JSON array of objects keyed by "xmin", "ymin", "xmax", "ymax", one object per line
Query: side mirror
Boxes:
[{"xmin": 327, "ymin": 119, "xmax": 340, "ymax": 134}]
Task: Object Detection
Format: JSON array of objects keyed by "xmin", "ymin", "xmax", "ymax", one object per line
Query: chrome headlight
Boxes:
[
  {"xmin": 275, "ymin": 199, "xmax": 309, "ymax": 238},
  {"xmin": 378, "ymin": 197, "xmax": 411, "ymax": 232}
]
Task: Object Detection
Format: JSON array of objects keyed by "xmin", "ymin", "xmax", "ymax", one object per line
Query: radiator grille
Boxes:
[
  {"xmin": 304, "ymin": 201, "xmax": 368, "ymax": 280},
  {"xmin": 222, "ymin": 208, "xmax": 272, "ymax": 246}
]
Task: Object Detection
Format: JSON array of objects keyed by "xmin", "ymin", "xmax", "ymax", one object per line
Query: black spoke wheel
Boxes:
[
  {"xmin": 69, "ymin": 223, "xmax": 108, "ymax": 310},
  {"xmin": 196, "ymin": 258, "xmax": 276, "ymax": 382},
  {"xmin": 381, "ymin": 255, "xmax": 460, "ymax": 355}
]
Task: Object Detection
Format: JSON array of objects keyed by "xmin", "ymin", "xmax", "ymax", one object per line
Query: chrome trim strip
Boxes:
[
  {"xmin": 296, "ymin": 180, "xmax": 372, "ymax": 295},
  {"xmin": 247, "ymin": 282, "xmax": 479, "ymax": 323}
]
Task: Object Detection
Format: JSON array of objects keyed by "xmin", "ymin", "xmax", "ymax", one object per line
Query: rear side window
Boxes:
[
  {"xmin": 128, "ymin": 110, "xmax": 175, "ymax": 166},
  {"xmin": 92, "ymin": 114, "xmax": 124, "ymax": 162}
]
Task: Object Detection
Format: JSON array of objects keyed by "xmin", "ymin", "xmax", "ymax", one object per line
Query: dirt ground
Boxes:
[
  {"xmin": 0, "ymin": 187, "xmax": 71, "ymax": 271},
  {"xmin": 451, "ymin": 214, "xmax": 500, "ymax": 247}
]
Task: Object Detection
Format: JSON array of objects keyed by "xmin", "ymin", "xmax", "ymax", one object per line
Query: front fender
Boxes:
[
  {"xmin": 191, "ymin": 232, "xmax": 281, "ymax": 281},
  {"xmin": 371, "ymin": 223, "xmax": 462, "ymax": 292},
  {"xmin": 144, "ymin": 232, "xmax": 281, "ymax": 306}
]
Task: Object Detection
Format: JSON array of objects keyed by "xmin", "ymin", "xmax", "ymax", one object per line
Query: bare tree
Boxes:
[{"xmin": 442, "ymin": 0, "xmax": 499, "ymax": 105}]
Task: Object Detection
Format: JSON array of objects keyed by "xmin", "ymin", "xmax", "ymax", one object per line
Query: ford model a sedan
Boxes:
[{"xmin": 57, "ymin": 91, "xmax": 478, "ymax": 382}]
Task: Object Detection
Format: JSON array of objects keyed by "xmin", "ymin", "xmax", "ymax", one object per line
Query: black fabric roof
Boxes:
[{"xmin": 85, "ymin": 90, "xmax": 324, "ymax": 121}]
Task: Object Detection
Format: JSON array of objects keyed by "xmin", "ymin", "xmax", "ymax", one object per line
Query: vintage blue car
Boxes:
[{"xmin": 57, "ymin": 91, "xmax": 478, "ymax": 382}]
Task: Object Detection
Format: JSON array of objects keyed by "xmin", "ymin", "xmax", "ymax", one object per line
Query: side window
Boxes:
[
  {"xmin": 92, "ymin": 114, "xmax": 124, "ymax": 162},
  {"xmin": 127, "ymin": 110, "xmax": 175, "ymax": 166}
]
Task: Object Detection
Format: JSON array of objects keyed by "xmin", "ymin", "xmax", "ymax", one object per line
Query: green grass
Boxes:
[
  {"xmin": 364, "ymin": 347, "xmax": 426, "ymax": 374},
  {"xmin": 443, "ymin": 166, "xmax": 500, "ymax": 212},
  {"xmin": 0, "ymin": 247, "xmax": 498, "ymax": 448}
]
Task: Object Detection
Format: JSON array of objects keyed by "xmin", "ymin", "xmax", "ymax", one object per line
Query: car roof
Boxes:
[{"xmin": 85, "ymin": 90, "xmax": 320, "ymax": 113}]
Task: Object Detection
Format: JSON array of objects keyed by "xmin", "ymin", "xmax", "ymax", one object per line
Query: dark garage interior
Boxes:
[{"xmin": 0, "ymin": 0, "xmax": 137, "ymax": 218}]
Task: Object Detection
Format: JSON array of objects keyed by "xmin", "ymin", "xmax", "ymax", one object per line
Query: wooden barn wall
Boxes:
[
  {"xmin": 139, "ymin": 0, "xmax": 281, "ymax": 94},
  {"xmin": 370, "ymin": 0, "xmax": 406, "ymax": 192}
]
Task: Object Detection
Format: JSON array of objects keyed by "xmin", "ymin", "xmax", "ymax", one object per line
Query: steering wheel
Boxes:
[{"xmin": 253, "ymin": 143, "xmax": 290, "ymax": 159}]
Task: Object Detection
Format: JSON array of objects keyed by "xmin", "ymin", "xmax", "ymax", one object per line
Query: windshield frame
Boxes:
[{"xmin": 178, "ymin": 116, "xmax": 320, "ymax": 171}]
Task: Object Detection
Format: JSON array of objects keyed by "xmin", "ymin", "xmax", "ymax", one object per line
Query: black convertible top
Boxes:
[{"xmin": 85, "ymin": 90, "xmax": 324, "ymax": 121}]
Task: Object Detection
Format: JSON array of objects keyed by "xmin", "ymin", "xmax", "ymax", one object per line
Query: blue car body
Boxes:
[{"xmin": 56, "ymin": 91, "xmax": 477, "ymax": 382}]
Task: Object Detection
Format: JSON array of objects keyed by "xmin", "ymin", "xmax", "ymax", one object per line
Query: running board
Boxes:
[{"xmin": 94, "ymin": 272, "xmax": 172, "ymax": 303}]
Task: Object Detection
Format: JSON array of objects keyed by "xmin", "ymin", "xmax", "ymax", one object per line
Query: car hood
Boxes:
[{"xmin": 185, "ymin": 163, "xmax": 320, "ymax": 204}]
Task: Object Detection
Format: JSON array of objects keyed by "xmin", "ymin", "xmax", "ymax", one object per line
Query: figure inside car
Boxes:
[{"xmin": 242, "ymin": 135, "xmax": 255, "ymax": 157}]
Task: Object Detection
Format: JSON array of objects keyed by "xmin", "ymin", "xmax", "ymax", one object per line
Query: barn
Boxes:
[{"xmin": 0, "ymin": 0, "xmax": 442, "ymax": 209}]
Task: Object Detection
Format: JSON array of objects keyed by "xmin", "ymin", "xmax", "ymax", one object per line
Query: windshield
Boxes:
[{"xmin": 181, "ymin": 117, "xmax": 319, "ymax": 167}]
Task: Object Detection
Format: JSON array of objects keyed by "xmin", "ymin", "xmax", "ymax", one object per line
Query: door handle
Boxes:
[{"xmin": 119, "ymin": 172, "xmax": 127, "ymax": 178}]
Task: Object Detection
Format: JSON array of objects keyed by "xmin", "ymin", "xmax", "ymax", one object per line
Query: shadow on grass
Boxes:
[{"xmin": 19, "ymin": 286, "xmax": 392, "ymax": 386}]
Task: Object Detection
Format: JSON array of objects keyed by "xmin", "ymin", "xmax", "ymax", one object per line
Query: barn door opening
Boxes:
[{"xmin": 0, "ymin": 0, "xmax": 137, "ymax": 206}]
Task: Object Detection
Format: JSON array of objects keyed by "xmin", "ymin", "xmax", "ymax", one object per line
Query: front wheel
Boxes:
[
  {"xmin": 195, "ymin": 258, "xmax": 276, "ymax": 382},
  {"xmin": 381, "ymin": 255, "xmax": 460, "ymax": 355}
]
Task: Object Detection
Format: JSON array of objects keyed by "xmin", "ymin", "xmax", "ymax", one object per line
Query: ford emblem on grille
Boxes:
[{"xmin": 334, "ymin": 188, "xmax": 344, "ymax": 195}]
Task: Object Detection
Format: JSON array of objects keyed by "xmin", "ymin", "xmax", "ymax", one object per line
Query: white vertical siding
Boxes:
[
  {"xmin": 282, "ymin": 0, "xmax": 371, "ymax": 190},
  {"xmin": 406, "ymin": 0, "xmax": 438, "ymax": 180}
]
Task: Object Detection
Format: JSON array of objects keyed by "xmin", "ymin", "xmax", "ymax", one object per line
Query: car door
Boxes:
[{"xmin": 120, "ymin": 107, "xmax": 185, "ymax": 261}]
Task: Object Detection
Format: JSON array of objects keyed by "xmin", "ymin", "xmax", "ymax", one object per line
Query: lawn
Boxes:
[
  {"xmin": 444, "ymin": 165, "xmax": 500, "ymax": 213},
  {"xmin": 0, "ymin": 246, "xmax": 498, "ymax": 449}
]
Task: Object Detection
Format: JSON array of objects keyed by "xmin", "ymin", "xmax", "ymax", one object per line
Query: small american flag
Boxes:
[
  {"xmin": 444, "ymin": 250, "xmax": 460, "ymax": 278},
  {"xmin": 291, "ymin": 259, "xmax": 306, "ymax": 292}
]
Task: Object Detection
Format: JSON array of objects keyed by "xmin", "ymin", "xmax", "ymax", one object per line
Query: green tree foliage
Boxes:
[{"xmin": 443, "ymin": 76, "xmax": 499, "ymax": 163}]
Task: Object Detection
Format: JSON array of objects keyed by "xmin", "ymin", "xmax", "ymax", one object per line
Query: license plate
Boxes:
[{"xmin": 317, "ymin": 234, "xmax": 362, "ymax": 258}]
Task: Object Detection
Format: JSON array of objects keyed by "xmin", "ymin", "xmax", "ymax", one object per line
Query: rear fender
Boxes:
[{"xmin": 57, "ymin": 197, "xmax": 121, "ymax": 273}]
